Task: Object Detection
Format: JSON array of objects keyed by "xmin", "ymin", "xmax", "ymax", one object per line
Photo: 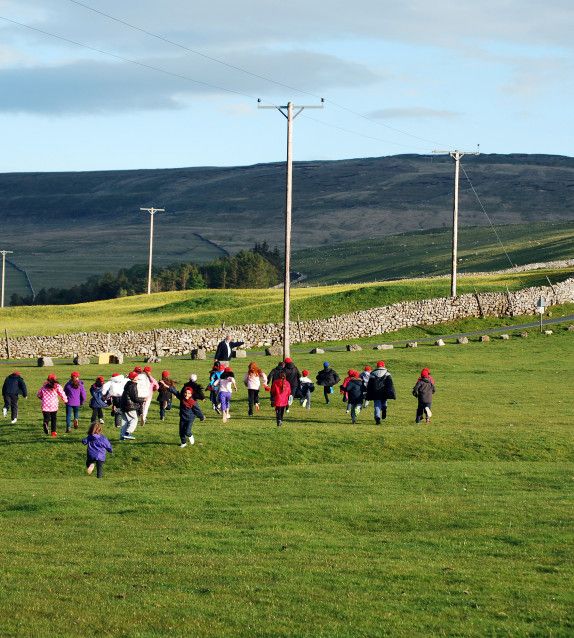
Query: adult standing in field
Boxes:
[
  {"xmin": 366, "ymin": 361, "xmax": 396, "ymax": 425},
  {"xmin": 214, "ymin": 335, "xmax": 244, "ymax": 365},
  {"xmin": 63, "ymin": 371, "xmax": 86, "ymax": 432},
  {"xmin": 37, "ymin": 373, "xmax": 68, "ymax": 437},
  {"xmin": 243, "ymin": 362, "xmax": 268, "ymax": 416},
  {"xmin": 270, "ymin": 372, "xmax": 291, "ymax": 427},
  {"xmin": 316, "ymin": 362, "xmax": 340, "ymax": 404},
  {"xmin": 119, "ymin": 371, "xmax": 143, "ymax": 441},
  {"xmin": 2, "ymin": 370, "xmax": 27, "ymax": 425}
]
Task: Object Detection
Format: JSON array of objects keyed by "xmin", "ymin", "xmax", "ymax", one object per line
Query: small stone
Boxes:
[
  {"xmin": 500, "ymin": 334, "xmax": 510, "ymax": 340},
  {"xmin": 374, "ymin": 344, "xmax": 394, "ymax": 350},
  {"xmin": 109, "ymin": 351, "xmax": 124, "ymax": 364},
  {"xmin": 435, "ymin": 339, "xmax": 446, "ymax": 347},
  {"xmin": 265, "ymin": 344, "xmax": 283, "ymax": 357},
  {"xmin": 346, "ymin": 344, "xmax": 362, "ymax": 352},
  {"xmin": 480, "ymin": 335, "xmax": 490, "ymax": 342},
  {"xmin": 406, "ymin": 342, "xmax": 418, "ymax": 348},
  {"xmin": 73, "ymin": 354, "xmax": 91, "ymax": 365},
  {"xmin": 457, "ymin": 337, "xmax": 469, "ymax": 344},
  {"xmin": 144, "ymin": 355, "xmax": 161, "ymax": 363},
  {"xmin": 233, "ymin": 349, "xmax": 247, "ymax": 358},
  {"xmin": 310, "ymin": 348, "xmax": 325, "ymax": 354},
  {"xmin": 37, "ymin": 356, "xmax": 54, "ymax": 367},
  {"xmin": 191, "ymin": 349, "xmax": 206, "ymax": 360},
  {"xmin": 544, "ymin": 330, "xmax": 553, "ymax": 335},
  {"xmin": 567, "ymin": 325, "xmax": 574, "ymax": 332},
  {"xmin": 520, "ymin": 331, "xmax": 529, "ymax": 338}
]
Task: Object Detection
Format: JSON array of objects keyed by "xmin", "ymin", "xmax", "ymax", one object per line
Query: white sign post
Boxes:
[{"xmin": 535, "ymin": 297, "xmax": 546, "ymax": 333}]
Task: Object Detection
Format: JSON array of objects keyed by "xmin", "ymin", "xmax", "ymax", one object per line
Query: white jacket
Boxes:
[{"xmin": 103, "ymin": 374, "xmax": 127, "ymax": 398}]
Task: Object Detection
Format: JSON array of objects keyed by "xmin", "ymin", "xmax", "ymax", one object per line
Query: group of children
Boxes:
[{"xmin": 2, "ymin": 360, "xmax": 436, "ymax": 478}]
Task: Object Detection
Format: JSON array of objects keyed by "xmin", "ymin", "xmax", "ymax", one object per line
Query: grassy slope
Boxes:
[
  {"xmin": 2, "ymin": 268, "xmax": 573, "ymax": 338},
  {"xmin": 0, "ymin": 328, "xmax": 572, "ymax": 636},
  {"xmin": 294, "ymin": 221, "xmax": 574, "ymax": 284}
]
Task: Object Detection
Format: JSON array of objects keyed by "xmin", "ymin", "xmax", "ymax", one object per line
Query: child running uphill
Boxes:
[
  {"xmin": 89, "ymin": 376, "xmax": 107, "ymax": 424},
  {"xmin": 82, "ymin": 421, "xmax": 113, "ymax": 479},
  {"xmin": 37, "ymin": 374, "xmax": 68, "ymax": 437},
  {"xmin": 316, "ymin": 362, "xmax": 340, "ymax": 404},
  {"xmin": 298, "ymin": 370, "xmax": 314, "ymax": 410},
  {"xmin": 157, "ymin": 370, "xmax": 174, "ymax": 421},
  {"xmin": 345, "ymin": 370, "xmax": 364, "ymax": 424},
  {"xmin": 214, "ymin": 367, "xmax": 237, "ymax": 423},
  {"xmin": 63, "ymin": 371, "xmax": 86, "ymax": 432},
  {"xmin": 270, "ymin": 371, "xmax": 291, "ymax": 427},
  {"xmin": 243, "ymin": 362, "xmax": 267, "ymax": 416},
  {"xmin": 167, "ymin": 384, "xmax": 199, "ymax": 448},
  {"xmin": 2, "ymin": 370, "xmax": 27, "ymax": 424},
  {"xmin": 412, "ymin": 368, "xmax": 436, "ymax": 424}
]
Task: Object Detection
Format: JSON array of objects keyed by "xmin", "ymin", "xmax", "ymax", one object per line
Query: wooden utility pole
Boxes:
[
  {"xmin": 258, "ymin": 99, "xmax": 324, "ymax": 357},
  {"xmin": 433, "ymin": 149, "xmax": 479, "ymax": 297},
  {"xmin": 140, "ymin": 207, "xmax": 165, "ymax": 295},
  {"xmin": 0, "ymin": 250, "xmax": 13, "ymax": 308}
]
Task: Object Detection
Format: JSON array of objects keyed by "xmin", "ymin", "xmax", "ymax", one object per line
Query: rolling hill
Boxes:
[{"xmin": 1, "ymin": 153, "xmax": 573, "ymax": 298}]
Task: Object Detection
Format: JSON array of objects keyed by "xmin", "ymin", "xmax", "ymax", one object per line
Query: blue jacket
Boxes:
[
  {"xmin": 2, "ymin": 374, "xmax": 27, "ymax": 398},
  {"xmin": 82, "ymin": 433, "xmax": 113, "ymax": 461},
  {"xmin": 89, "ymin": 384, "xmax": 108, "ymax": 409}
]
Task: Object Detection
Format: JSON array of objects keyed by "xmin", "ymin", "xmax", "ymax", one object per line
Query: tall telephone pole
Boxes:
[
  {"xmin": 140, "ymin": 207, "xmax": 165, "ymax": 295},
  {"xmin": 0, "ymin": 250, "xmax": 13, "ymax": 308},
  {"xmin": 433, "ymin": 148, "xmax": 480, "ymax": 297},
  {"xmin": 258, "ymin": 99, "xmax": 324, "ymax": 357}
]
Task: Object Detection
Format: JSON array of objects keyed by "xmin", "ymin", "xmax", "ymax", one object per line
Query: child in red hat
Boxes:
[
  {"xmin": 37, "ymin": 374, "xmax": 68, "ymax": 436},
  {"xmin": 412, "ymin": 368, "xmax": 436, "ymax": 423},
  {"xmin": 89, "ymin": 376, "xmax": 108, "ymax": 424},
  {"xmin": 298, "ymin": 369, "xmax": 314, "ymax": 410}
]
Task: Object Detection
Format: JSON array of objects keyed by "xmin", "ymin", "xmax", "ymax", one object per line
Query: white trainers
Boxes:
[
  {"xmin": 180, "ymin": 442, "xmax": 187, "ymax": 448},
  {"xmin": 302, "ymin": 399, "xmax": 308, "ymax": 408},
  {"xmin": 11, "ymin": 418, "xmax": 17, "ymax": 424},
  {"xmin": 2, "ymin": 408, "xmax": 7, "ymax": 418},
  {"xmin": 424, "ymin": 407, "xmax": 432, "ymax": 418},
  {"xmin": 188, "ymin": 435, "xmax": 195, "ymax": 445}
]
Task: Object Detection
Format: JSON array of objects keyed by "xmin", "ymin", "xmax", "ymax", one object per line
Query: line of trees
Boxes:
[{"xmin": 10, "ymin": 245, "xmax": 282, "ymax": 306}]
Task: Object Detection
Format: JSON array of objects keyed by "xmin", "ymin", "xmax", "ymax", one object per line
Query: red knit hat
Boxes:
[
  {"xmin": 364, "ymin": 366, "xmax": 372, "ymax": 372},
  {"xmin": 12, "ymin": 370, "xmax": 21, "ymax": 376},
  {"xmin": 284, "ymin": 357, "xmax": 293, "ymax": 364},
  {"xmin": 161, "ymin": 370, "xmax": 170, "ymax": 378},
  {"xmin": 71, "ymin": 371, "xmax": 80, "ymax": 378},
  {"xmin": 112, "ymin": 373, "xmax": 120, "ymax": 377},
  {"xmin": 302, "ymin": 369, "xmax": 309, "ymax": 376},
  {"xmin": 47, "ymin": 373, "xmax": 57, "ymax": 381},
  {"xmin": 144, "ymin": 366, "xmax": 152, "ymax": 373},
  {"xmin": 376, "ymin": 361, "xmax": 385, "ymax": 368},
  {"xmin": 128, "ymin": 371, "xmax": 138, "ymax": 380},
  {"xmin": 421, "ymin": 368, "xmax": 430, "ymax": 377},
  {"xmin": 350, "ymin": 370, "xmax": 360, "ymax": 378},
  {"xmin": 224, "ymin": 367, "xmax": 233, "ymax": 373},
  {"xmin": 134, "ymin": 366, "xmax": 143, "ymax": 374},
  {"xmin": 97, "ymin": 376, "xmax": 105, "ymax": 383},
  {"xmin": 219, "ymin": 364, "xmax": 226, "ymax": 371}
]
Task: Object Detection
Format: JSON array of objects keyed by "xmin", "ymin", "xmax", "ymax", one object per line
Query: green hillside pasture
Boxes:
[
  {"xmin": 2, "ymin": 267, "xmax": 572, "ymax": 337},
  {"xmin": 294, "ymin": 221, "xmax": 574, "ymax": 284},
  {"xmin": 0, "ymin": 328, "xmax": 572, "ymax": 636}
]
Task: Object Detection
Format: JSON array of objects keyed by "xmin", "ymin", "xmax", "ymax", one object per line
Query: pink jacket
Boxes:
[
  {"xmin": 37, "ymin": 383, "xmax": 68, "ymax": 411},
  {"xmin": 270, "ymin": 379, "xmax": 291, "ymax": 408}
]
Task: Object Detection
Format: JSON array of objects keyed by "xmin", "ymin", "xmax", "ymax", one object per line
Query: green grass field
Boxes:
[
  {"xmin": 0, "ymin": 326, "xmax": 572, "ymax": 636},
  {"xmin": 294, "ymin": 221, "xmax": 574, "ymax": 284},
  {"xmin": 2, "ymin": 267, "xmax": 572, "ymax": 337}
]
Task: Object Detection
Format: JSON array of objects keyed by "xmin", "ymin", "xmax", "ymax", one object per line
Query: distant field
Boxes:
[
  {"xmin": 0, "ymin": 327, "xmax": 572, "ymax": 637},
  {"xmin": 294, "ymin": 221, "xmax": 574, "ymax": 284},
  {"xmin": 1, "ymin": 267, "xmax": 571, "ymax": 337}
]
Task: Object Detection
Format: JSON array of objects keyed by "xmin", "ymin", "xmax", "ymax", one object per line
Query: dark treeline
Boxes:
[{"xmin": 10, "ymin": 245, "xmax": 282, "ymax": 306}]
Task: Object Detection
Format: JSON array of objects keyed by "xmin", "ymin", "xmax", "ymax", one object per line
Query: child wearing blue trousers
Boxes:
[
  {"xmin": 82, "ymin": 422, "xmax": 113, "ymax": 479},
  {"xmin": 168, "ymin": 384, "xmax": 204, "ymax": 447}
]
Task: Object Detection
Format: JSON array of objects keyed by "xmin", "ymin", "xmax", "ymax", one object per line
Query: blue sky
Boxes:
[{"xmin": 0, "ymin": 0, "xmax": 572, "ymax": 172}]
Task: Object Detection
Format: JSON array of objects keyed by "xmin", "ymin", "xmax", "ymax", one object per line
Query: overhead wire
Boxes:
[
  {"xmin": 460, "ymin": 164, "xmax": 515, "ymax": 268},
  {"xmin": 65, "ymin": 0, "xmax": 446, "ymax": 148}
]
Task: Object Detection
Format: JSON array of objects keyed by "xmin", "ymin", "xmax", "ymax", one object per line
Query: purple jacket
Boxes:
[
  {"xmin": 64, "ymin": 380, "xmax": 87, "ymax": 407},
  {"xmin": 82, "ymin": 433, "xmax": 113, "ymax": 462}
]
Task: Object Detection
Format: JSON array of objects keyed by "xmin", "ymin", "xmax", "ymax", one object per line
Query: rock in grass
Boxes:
[
  {"xmin": 191, "ymin": 349, "xmax": 206, "ymax": 360},
  {"xmin": 233, "ymin": 349, "xmax": 247, "ymax": 358},
  {"xmin": 310, "ymin": 347, "xmax": 325, "ymax": 354},
  {"xmin": 457, "ymin": 337, "xmax": 469, "ymax": 344},
  {"xmin": 406, "ymin": 342, "xmax": 418, "ymax": 348},
  {"xmin": 144, "ymin": 355, "xmax": 161, "ymax": 363},
  {"xmin": 500, "ymin": 334, "xmax": 510, "ymax": 340},
  {"xmin": 520, "ymin": 331, "xmax": 529, "ymax": 338},
  {"xmin": 37, "ymin": 356, "xmax": 54, "ymax": 367},
  {"xmin": 346, "ymin": 344, "xmax": 362, "ymax": 352},
  {"xmin": 265, "ymin": 344, "xmax": 283, "ymax": 356},
  {"xmin": 480, "ymin": 335, "xmax": 490, "ymax": 342},
  {"xmin": 544, "ymin": 330, "xmax": 553, "ymax": 335},
  {"xmin": 435, "ymin": 339, "xmax": 446, "ymax": 346},
  {"xmin": 73, "ymin": 354, "xmax": 91, "ymax": 365},
  {"xmin": 568, "ymin": 325, "xmax": 574, "ymax": 332},
  {"xmin": 110, "ymin": 351, "xmax": 124, "ymax": 364},
  {"xmin": 374, "ymin": 344, "xmax": 393, "ymax": 350}
]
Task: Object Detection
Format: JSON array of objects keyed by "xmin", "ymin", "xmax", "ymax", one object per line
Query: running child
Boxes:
[
  {"xmin": 82, "ymin": 421, "xmax": 113, "ymax": 479},
  {"xmin": 412, "ymin": 367, "xmax": 436, "ymax": 423},
  {"xmin": 298, "ymin": 370, "xmax": 314, "ymax": 410},
  {"xmin": 2, "ymin": 370, "xmax": 27, "ymax": 424},
  {"xmin": 214, "ymin": 367, "xmax": 237, "ymax": 423},
  {"xmin": 89, "ymin": 376, "xmax": 107, "ymax": 424},
  {"xmin": 270, "ymin": 371, "xmax": 291, "ymax": 427},
  {"xmin": 63, "ymin": 371, "xmax": 86, "ymax": 432},
  {"xmin": 37, "ymin": 374, "xmax": 68, "ymax": 437}
]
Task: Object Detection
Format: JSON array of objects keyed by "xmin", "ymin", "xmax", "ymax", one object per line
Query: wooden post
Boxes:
[{"xmin": 4, "ymin": 328, "xmax": 10, "ymax": 359}]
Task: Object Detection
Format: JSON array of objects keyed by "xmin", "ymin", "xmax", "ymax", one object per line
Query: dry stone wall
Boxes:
[{"xmin": 4, "ymin": 278, "xmax": 574, "ymax": 360}]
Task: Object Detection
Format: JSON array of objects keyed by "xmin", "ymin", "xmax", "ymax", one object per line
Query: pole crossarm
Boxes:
[{"xmin": 258, "ymin": 98, "xmax": 324, "ymax": 357}]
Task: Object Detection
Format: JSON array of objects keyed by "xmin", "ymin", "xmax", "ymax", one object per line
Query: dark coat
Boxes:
[
  {"xmin": 267, "ymin": 364, "xmax": 285, "ymax": 385},
  {"xmin": 316, "ymin": 368, "xmax": 340, "ymax": 387},
  {"xmin": 2, "ymin": 374, "xmax": 27, "ymax": 398},
  {"xmin": 214, "ymin": 340, "xmax": 244, "ymax": 361},
  {"xmin": 346, "ymin": 378, "xmax": 364, "ymax": 405},
  {"xmin": 412, "ymin": 378, "xmax": 435, "ymax": 403},
  {"xmin": 366, "ymin": 368, "xmax": 396, "ymax": 401},
  {"xmin": 120, "ymin": 380, "xmax": 142, "ymax": 412},
  {"xmin": 89, "ymin": 384, "xmax": 108, "ymax": 409},
  {"xmin": 283, "ymin": 363, "xmax": 300, "ymax": 394}
]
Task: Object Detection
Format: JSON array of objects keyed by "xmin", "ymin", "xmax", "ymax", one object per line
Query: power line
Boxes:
[
  {"xmin": 460, "ymin": 164, "xmax": 515, "ymax": 268},
  {"xmin": 65, "ymin": 0, "xmax": 448, "ymax": 147}
]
